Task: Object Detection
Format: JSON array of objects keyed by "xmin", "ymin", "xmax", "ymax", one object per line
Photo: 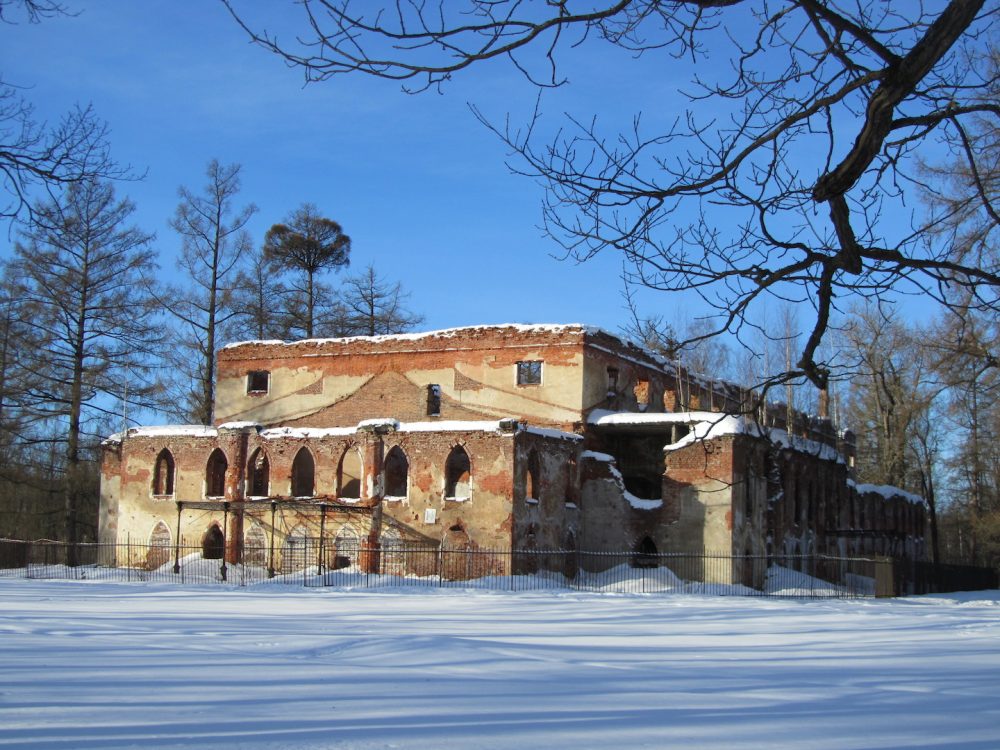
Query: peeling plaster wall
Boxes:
[
  {"xmin": 215, "ymin": 327, "xmax": 587, "ymax": 429},
  {"xmin": 103, "ymin": 425, "xmax": 522, "ymax": 567},
  {"xmin": 510, "ymin": 432, "xmax": 583, "ymax": 565}
]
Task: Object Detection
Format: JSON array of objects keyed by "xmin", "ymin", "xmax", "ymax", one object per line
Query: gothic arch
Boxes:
[
  {"xmin": 334, "ymin": 525, "xmax": 360, "ymax": 568},
  {"xmin": 146, "ymin": 520, "xmax": 171, "ymax": 570},
  {"xmin": 291, "ymin": 447, "xmax": 315, "ymax": 497},
  {"xmin": 205, "ymin": 449, "xmax": 227, "ymax": 498},
  {"xmin": 152, "ymin": 449, "xmax": 175, "ymax": 496},
  {"xmin": 244, "ymin": 522, "xmax": 267, "ymax": 567},
  {"xmin": 631, "ymin": 536, "xmax": 659, "ymax": 569},
  {"xmin": 202, "ymin": 523, "xmax": 225, "ymax": 560},
  {"xmin": 383, "ymin": 445, "xmax": 409, "ymax": 499},
  {"xmin": 281, "ymin": 525, "xmax": 311, "ymax": 574},
  {"xmin": 247, "ymin": 448, "xmax": 270, "ymax": 497},
  {"xmin": 444, "ymin": 445, "xmax": 471, "ymax": 500},
  {"xmin": 338, "ymin": 446, "xmax": 363, "ymax": 499},
  {"xmin": 526, "ymin": 449, "xmax": 540, "ymax": 501}
]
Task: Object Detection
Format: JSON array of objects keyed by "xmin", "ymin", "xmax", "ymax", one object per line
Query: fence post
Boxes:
[
  {"xmin": 317, "ymin": 505, "xmax": 326, "ymax": 576},
  {"xmin": 173, "ymin": 501, "xmax": 182, "ymax": 574},
  {"xmin": 267, "ymin": 501, "xmax": 277, "ymax": 578}
]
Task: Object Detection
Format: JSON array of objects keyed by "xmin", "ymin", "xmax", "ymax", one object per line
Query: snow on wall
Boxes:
[
  {"xmin": 588, "ymin": 450, "xmax": 664, "ymax": 510},
  {"xmin": 104, "ymin": 425, "xmax": 219, "ymax": 445},
  {"xmin": 849, "ymin": 479, "xmax": 926, "ymax": 506},
  {"xmin": 222, "ymin": 323, "xmax": 598, "ymax": 350},
  {"xmin": 522, "ymin": 426, "xmax": 583, "ymax": 441},
  {"xmin": 590, "ymin": 408, "xmax": 839, "ymax": 461}
]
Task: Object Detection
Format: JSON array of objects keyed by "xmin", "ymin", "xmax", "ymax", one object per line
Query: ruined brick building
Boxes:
[{"xmin": 99, "ymin": 324, "xmax": 927, "ymax": 585}]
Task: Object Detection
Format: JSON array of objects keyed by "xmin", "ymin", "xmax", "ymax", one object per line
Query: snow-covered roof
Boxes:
[
  {"xmin": 654, "ymin": 412, "xmax": 844, "ymax": 463},
  {"xmin": 103, "ymin": 425, "xmax": 220, "ymax": 445},
  {"xmin": 522, "ymin": 425, "xmax": 583, "ymax": 441},
  {"xmin": 222, "ymin": 323, "xmax": 603, "ymax": 350},
  {"xmin": 106, "ymin": 418, "xmax": 580, "ymax": 444},
  {"xmin": 588, "ymin": 409, "xmax": 723, "ymax": 427},
  {"xmin": 589, "ymin": 409, "xmax": 844, "ymax": 464},
  {"xmin": 849, "ymin": 480, "xmax": 926, "ymax": 506}
]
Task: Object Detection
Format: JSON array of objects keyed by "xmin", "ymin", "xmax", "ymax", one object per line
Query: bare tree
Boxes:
[
  {"xmin": 231, "ymin": 244, "xmax": 290, "ymax": 341},
  {"xmin": 226, "ymin": 1, "xmax": 999, "ymax": 388},
  {"xmin": 838, "ymin": 304, "xmax": 949, "ymax": 560},
  {"xmin": 12, "ymin": 179, "xmax": 159, "ymax": 550},
  {"xmin": 263, "ymin": 203, "xmax": 351, "ymax": 338},
  {"xmin": 0, "ymin": 0, "xmax": 68, "ymax": 23},
  {"xmin": 925, "ymin": 306, "xmax": 1000, "ymax": 568},
  {"xmin": 338, "ymin": 264, "xmax": 424, "ymax": 337},
  {"xmin": 0, "ymin": 1, "xmax": 127, "ymax": 225},
  {"xmin": 164, "ymin": 159, "xmax": 256, "ymax": 424}
]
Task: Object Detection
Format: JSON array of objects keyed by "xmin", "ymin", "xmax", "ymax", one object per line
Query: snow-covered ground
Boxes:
[{"xmin": 1, "ymin": 580, "xmax": 998, "ymax": 749}]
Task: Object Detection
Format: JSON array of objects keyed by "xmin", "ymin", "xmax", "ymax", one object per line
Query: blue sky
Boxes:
[{"xmin": 1, "ymin": 0, "xmax": 705, "ymax": 337}]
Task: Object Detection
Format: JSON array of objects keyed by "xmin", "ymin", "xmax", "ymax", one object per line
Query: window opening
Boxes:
[
  {"xmin": 607, "ymin": 367, "xmax": 619, "ymax": 394},
  {"xmin": 338, "ymin": 447, "xmax": 363, "ymax": 499},
  {"xmin": 445, "ymin": 445, "xmax": 472, "ymax": 499},
  {"xmin": 291, "ymin": 447, "xmax": 315, "ymax": 497},
  {"xmin": 281, "ymin": 525, "xmax": 311, "ymax": 574},
  {"xmin": 631, "ymin": 536, "xmax": 658, "ymax": 568},
  {"xmin": 247, "ymin": 448, "xmax": 269, "ymax": 497},
  {"xmin": 526, "ymin": 449, "xmax": 540, "ymax": 501},
  {"xmin": 607, "ymin": 434, "xmax": 664, "ymax": 501},
  {"xmin": 516, "ymin": 360, "xmax": 542, "ymax": 386},
  {"xmin": 247, "ymin": 370, "xmax": 270, "ymax": 393},
  {"xmin": 381, "ymin": 527, "xmax": 405, "ymax": 575},
  {"xmin": 205, "ymin": 449, "xmax": 228, "ymax": 497},
  {"xmin": 334, "ymin": 526, "xmax": 359, "ymax": 569},
  {"xmin": 153, "ymin": 449, "xmax": 175, "ymax": 496},
  {"xmin": 633, "ymin": 379, "xmax": 650, "ymax": 410},
  {"xmin": 244, "ymin": 523, "xmax": 267, "ymax": 567},
  {"xmin": 146, "ymin": 521, "xmax": 172, "ymax": 570},
  {"xmin": 384, "ymin": 446, "xmax": 409, "ymax": 498},
  {"xmin": 427, "ymin": 384, "xmax": 441, "ymax": 416}
]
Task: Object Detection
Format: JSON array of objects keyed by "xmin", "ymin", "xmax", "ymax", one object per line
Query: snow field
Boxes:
[{"xmin": 1, "ymin": 580, "xmax": 998, "ymax": 749}]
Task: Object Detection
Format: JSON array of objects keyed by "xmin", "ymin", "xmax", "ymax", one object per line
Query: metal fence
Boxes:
[{"xmin": 0, "ymin": 538, "xmax": 898, "ymax": 597}]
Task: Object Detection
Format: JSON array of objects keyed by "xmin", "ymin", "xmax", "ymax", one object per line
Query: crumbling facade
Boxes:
[{"xmin": 100, "ymin": 324, "xmax": 926, "ymax": 585}]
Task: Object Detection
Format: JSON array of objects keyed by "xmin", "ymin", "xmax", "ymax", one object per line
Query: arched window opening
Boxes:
[
  {"xmin": 202, "ymin": 524, "xmax": 225, "ymax": 560},
  {"xmin": 380, "ymin": 526, "xmax": 405, "ymax": 575},
  {"xmin": 333, "ymin": 526, "xmax": 359, "ymax": 569},
  {"xmin": 526, "ymin": 449, "xmax": 540, "ymax": 501},
  {"xmin": 244, "ymin": 522, "xmax": 267, "ymax": 567},
  {"xmin": 384, "ymin": 446, "xmax": 409, "ymax": 498},
  {"xmin": 153, "ymin": 449, "xmax": 175, "ymax": 496},
  {"xmin": 281, "ymin": 525, "xmax": 311, "ymax": 574},
  {"xmin": 338, "ymin": 447, "xmax": 363, "ymax": 499},
  {"xmin": 146, "ymin": 521, "xmax": 172, "ymax": 570},
  {"xmin": 205, "ymin": 449, "xmax": 228, "ymax": 498},
  {"xmin": 444, "ymin": 445, "xmax": 471, "ymax": 500},
  {"xmin": 247, "ymin": 448, "xmax": 270, "ymax": 497},
  {"xmin": 631, "ymin": 536, "xmax": 659, "ymax": 568},
  {"xmin": 291, "ymin": 447, "xmax": 315, "ymax": 497}
]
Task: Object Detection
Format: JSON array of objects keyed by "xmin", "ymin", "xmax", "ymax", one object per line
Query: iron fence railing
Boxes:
[{"xmin": 0, "ymin": 537, "xmax": 902, "ymax": 597}]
